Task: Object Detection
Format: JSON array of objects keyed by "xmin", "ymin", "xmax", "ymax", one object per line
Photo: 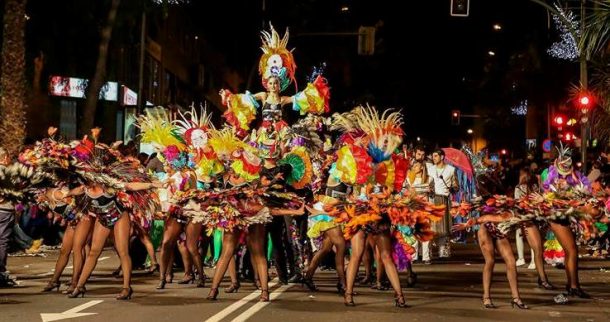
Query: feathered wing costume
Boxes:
[
  {"xmin": 0, "ymin": 162, "xmax": 56, "ymax": 203},
  {"xmin": 71, "ymin": 129, "xmax": 159, "ymax": 225}
]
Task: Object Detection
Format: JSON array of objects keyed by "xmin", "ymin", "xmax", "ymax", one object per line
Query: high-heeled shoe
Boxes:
[
  {"xmin": 395, "ymin": 293, "xmax": 408, "ymax": 308},
  {"xmin": 259, "ymin": 289, "xmax": 269, "ymax": 302},
  {"xmin": 336, "ymin": 282, "xmax": 346, "ymax": 295},
  {"xmin": 301, "ymin": 277, "xmax": 317, "ymax": 291},
  {"xmin": 406, "ymin": 273, "xmax": 417, "ymax": 287},
  {"xmin": 206, "ymin": 287, "xmax": 219, "ymax": 300},
  {"xmin": 177, "ymin": 275, "xmax": 195, "ymax": 284},
  {"xmin": 566, "ymin": 287, "xmax": 591, "ymax": 299},
  {"xmin": 42, "ymin": 280, "xmax": 61, "ymax": 292},
  {"xmin": 224, "ymin": 281, "xmax": 241, "ymax": 293},
  {"xmin": 116, "ymin": 287, "xmax": 133, "ymax": 300},
  {"xmin": 67, "ymin": 286, "xmax": 86, "ymax": 298},
  {"xmin": 371, "ymin": 283, "xmax": 389, "ymax": 291},
  {"xmin": 510, "ymin": 298, "xmax": 529, "ymax": 309},
  {"xmin": 482, "ymin": 297, "xmax": 496, "ymax": 309},
  {"xmin": 146, "ymin": 263, "xmax": 160, "ymax": 274},
  {"xmin": 196, "ymin": 276, "xmax": 206, "ymax": 288},
  {"xmin": 111, "ymin": 267, "xmax": 122, "ymax": 278},
  {"xmin": 62, "ymin": 284, "xmax": 75, "ymax": 295},
  {"xmin": 537, "ymin": 277, "xmax": 555, "ymax": 290},
  {"xmin": 344, "ymin": 292, "xmax": 355, "ymax": 306},
  {"xmin": 156, "ymin": 279, "xmax": 166, "ymax": 290},
  {"xmin": 358, "ymin": 276, "xmax": 372, "ymax": 285},
  {"xmin": 165, "ymin": 272, "xmax": 174, "ymax": 284}
]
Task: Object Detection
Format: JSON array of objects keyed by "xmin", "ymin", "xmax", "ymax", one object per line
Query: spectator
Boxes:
[{"xmin": 0, "ymin": 147, "xmax": 16, "ymax": 287}]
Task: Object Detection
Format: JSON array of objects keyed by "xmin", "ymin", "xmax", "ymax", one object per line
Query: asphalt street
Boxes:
[{"xmin": 1, "ymin": 243, "xmax": 609, "ymax": 322}]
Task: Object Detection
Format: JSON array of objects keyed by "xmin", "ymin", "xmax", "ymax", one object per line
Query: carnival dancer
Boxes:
[
  {"xmin": 16, "ymin": 128, "xmax": 89, "ymax": 293},
  {"xmin": 542, "ymin": 145, "xmax": 592, "ymax": 298},
  {"xmin": 330, "ymin": 105, "xmax": 427, "ymax": 308},
  {"xmin": 67, "ymin": 129, "xmax": 160, "ymax": 300},
  {"xmin": 205, "ymin": 163, "xmax": 305, "ymax": 302},
  {"xmin": 302, "ymin": 165, "xmax": 348, "ymax": 293},
  {"xmin": 453, "ymin": 198, "xmax": 529, "ymax": 310}
]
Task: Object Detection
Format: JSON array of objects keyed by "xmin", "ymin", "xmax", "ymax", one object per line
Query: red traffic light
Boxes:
[
  {"xmin": 579, "ymin": 96, "xmax": 590, "ymax": 106},
  {"xmin": 576, "ymin": 92, "xmax": 594, "ymax": 112},
  {"xmin": 500, "ymin": 149, "xmax": 507, "ymax": 155},
  {"xmin": 553, "ymin": 115, "xmax": 564, "ymax": 126}
]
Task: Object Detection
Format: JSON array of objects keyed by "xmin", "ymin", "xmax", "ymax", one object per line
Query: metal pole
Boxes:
[
  {"xmin": 580, "ymin": 0, "xmax": 588, "ymax": 173},
  {"xmin": 137, "ymin": 11, "xmax": 146, "ymax": 116}
]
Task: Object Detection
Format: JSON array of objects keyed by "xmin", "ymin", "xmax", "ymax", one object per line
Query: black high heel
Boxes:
[
  {"xmin": 62, "ymin": 284, "xmax": 75, "ymax": 295},
  {"xmin": 566, "ymin": 287, "xmax": 591, "ymax": 299},
  {"xmin": 406, "ymin": 273, "xmax": 417, "ymax": 287},
  {"xmin": 510, "ymin": 298, "xmax": 529, "ymax": 309},
  {"xmin": 207, "ymin": 287, "xmax": 219, "ymax": 300},
  {"xmin": 371, "ymin": 282, "xmax": 389, "ymax": 291},
  {"xmin": 302, "ymin": 278, "xmax": 317, "ymax": 291},
  {"xmin": 156, "ymin": 279, "xmax": 166, "ymax": 290},
  {"xmin": 196, "ymin": 276, "xmax": 206, "ymax": 288},
  {"xmin": 177, "ymin": 275, "xmax": 195, "ymax": 284},
  {"xmin": 224, "ymin": 281, "xmax": 241, "ymax": 293},
  {"xmin": 482, "ymin": 297, "xmax": 496, "ymax": 309},
  {"xmin": 359, "ymin": 276, "xmax": 372, "ymax": 285},
  {"xmin": 344, "ymin": 292, "xmax": 355, "ymax": 306},
  {"xmin": 111, "ymin": 267, "xmax": 122, "ymax": 278},
  {"xmin": 43, "ymin": 280, "xmax": 61, "ymax": 292},
  {"xmin": 537, "ymin": 277, "xmax": 555, "ymax": 290},
  {"xmin": 260, "ymin": 289, "xmax": 269, "ymax": 302},
  {"xmin": 395, "ymin": 293, "xmax": 408, "ymax": 308},
  {"xmin": 116, "ymin": 287, "xmax": 133, "ymax": 300},
  {"xmin": 67, "ymin": 286, "xmax": 86, "ymax": 298},
  {"xmin": 336, "ymin": 282, "xmax": 346, "ymax": 295}
]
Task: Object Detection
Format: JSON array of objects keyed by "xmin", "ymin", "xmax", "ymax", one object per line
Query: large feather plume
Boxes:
[{"xmin": 136, "ymin": 107, "xmax": 186, "ymax": 150}]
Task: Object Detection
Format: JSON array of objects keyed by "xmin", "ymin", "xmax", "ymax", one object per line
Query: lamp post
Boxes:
[{"xmin": 579, "ymin": 0, "xmax": 588, "ymax": 174}]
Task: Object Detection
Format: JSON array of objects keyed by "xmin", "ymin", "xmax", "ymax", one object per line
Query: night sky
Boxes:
[
  {"xmin": 193, "ymin": 0, "xmax": 564, "ymax": 148},
  {"xmin": 21, "ymin": 0, "xmax": 577, "ymax": 150}
]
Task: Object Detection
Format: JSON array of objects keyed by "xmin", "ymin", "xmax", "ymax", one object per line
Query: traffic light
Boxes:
[
  {"xmin": 553, "ymin": 114, "xmax": 565, "ymax": 130},
  {"xmin": 577, "ymin": 93, "xmax": 592, "ymax": 113},
  {"xmin": 451, "ymin": 110, "xmax": 460, "ymax": 125},
  {"xmin": 450, "ymin": 0, "xmax": 470, "ymax": 17}
]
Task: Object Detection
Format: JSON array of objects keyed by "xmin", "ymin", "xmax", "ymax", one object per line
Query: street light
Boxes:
[
  {"xmin": 467, "ymin": 129, "xmax": 473, "ymax": 134},
  {"xmin": 488, "ymin": 50, "xmax": 496, "ymax": 56},
  {"xmin": 493, "ymin": 24, "xmax": 502, "ymax": 31}
]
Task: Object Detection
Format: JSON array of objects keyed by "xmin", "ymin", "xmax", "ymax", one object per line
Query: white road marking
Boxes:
[
  {"xmin": 203, "ymin": 279, "xmax": 278, "ymax": 322},
  {"xmin": 66, "ymin": 256, "xmax": 109, "ymax": 270},
  {"xmin": 229, "ymin": 284, "xmax": 291, "ymax": 322},
  {"xmin": 40, "ymin": 300, "xmax": 103, "ymax": 322},
  {"xmin": 45, "ymin": 256, "xmax": 110, "ymax": 276}
]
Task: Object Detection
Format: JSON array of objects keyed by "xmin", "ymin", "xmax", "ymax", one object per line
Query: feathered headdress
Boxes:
[
  {"xmin": 554, "ymin": 143, "xmax": 573, "ymax": 176},
  {"xmin": 333, "ymin": 105, "xmax": 404, "ymax": 163},
  {"xmin": 173, "ymin": 103, "xmax": 215, "ymax": 149},
  {"xmin": 259, "ymin": 24, "xmax": 296, "ymax": 92}
]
